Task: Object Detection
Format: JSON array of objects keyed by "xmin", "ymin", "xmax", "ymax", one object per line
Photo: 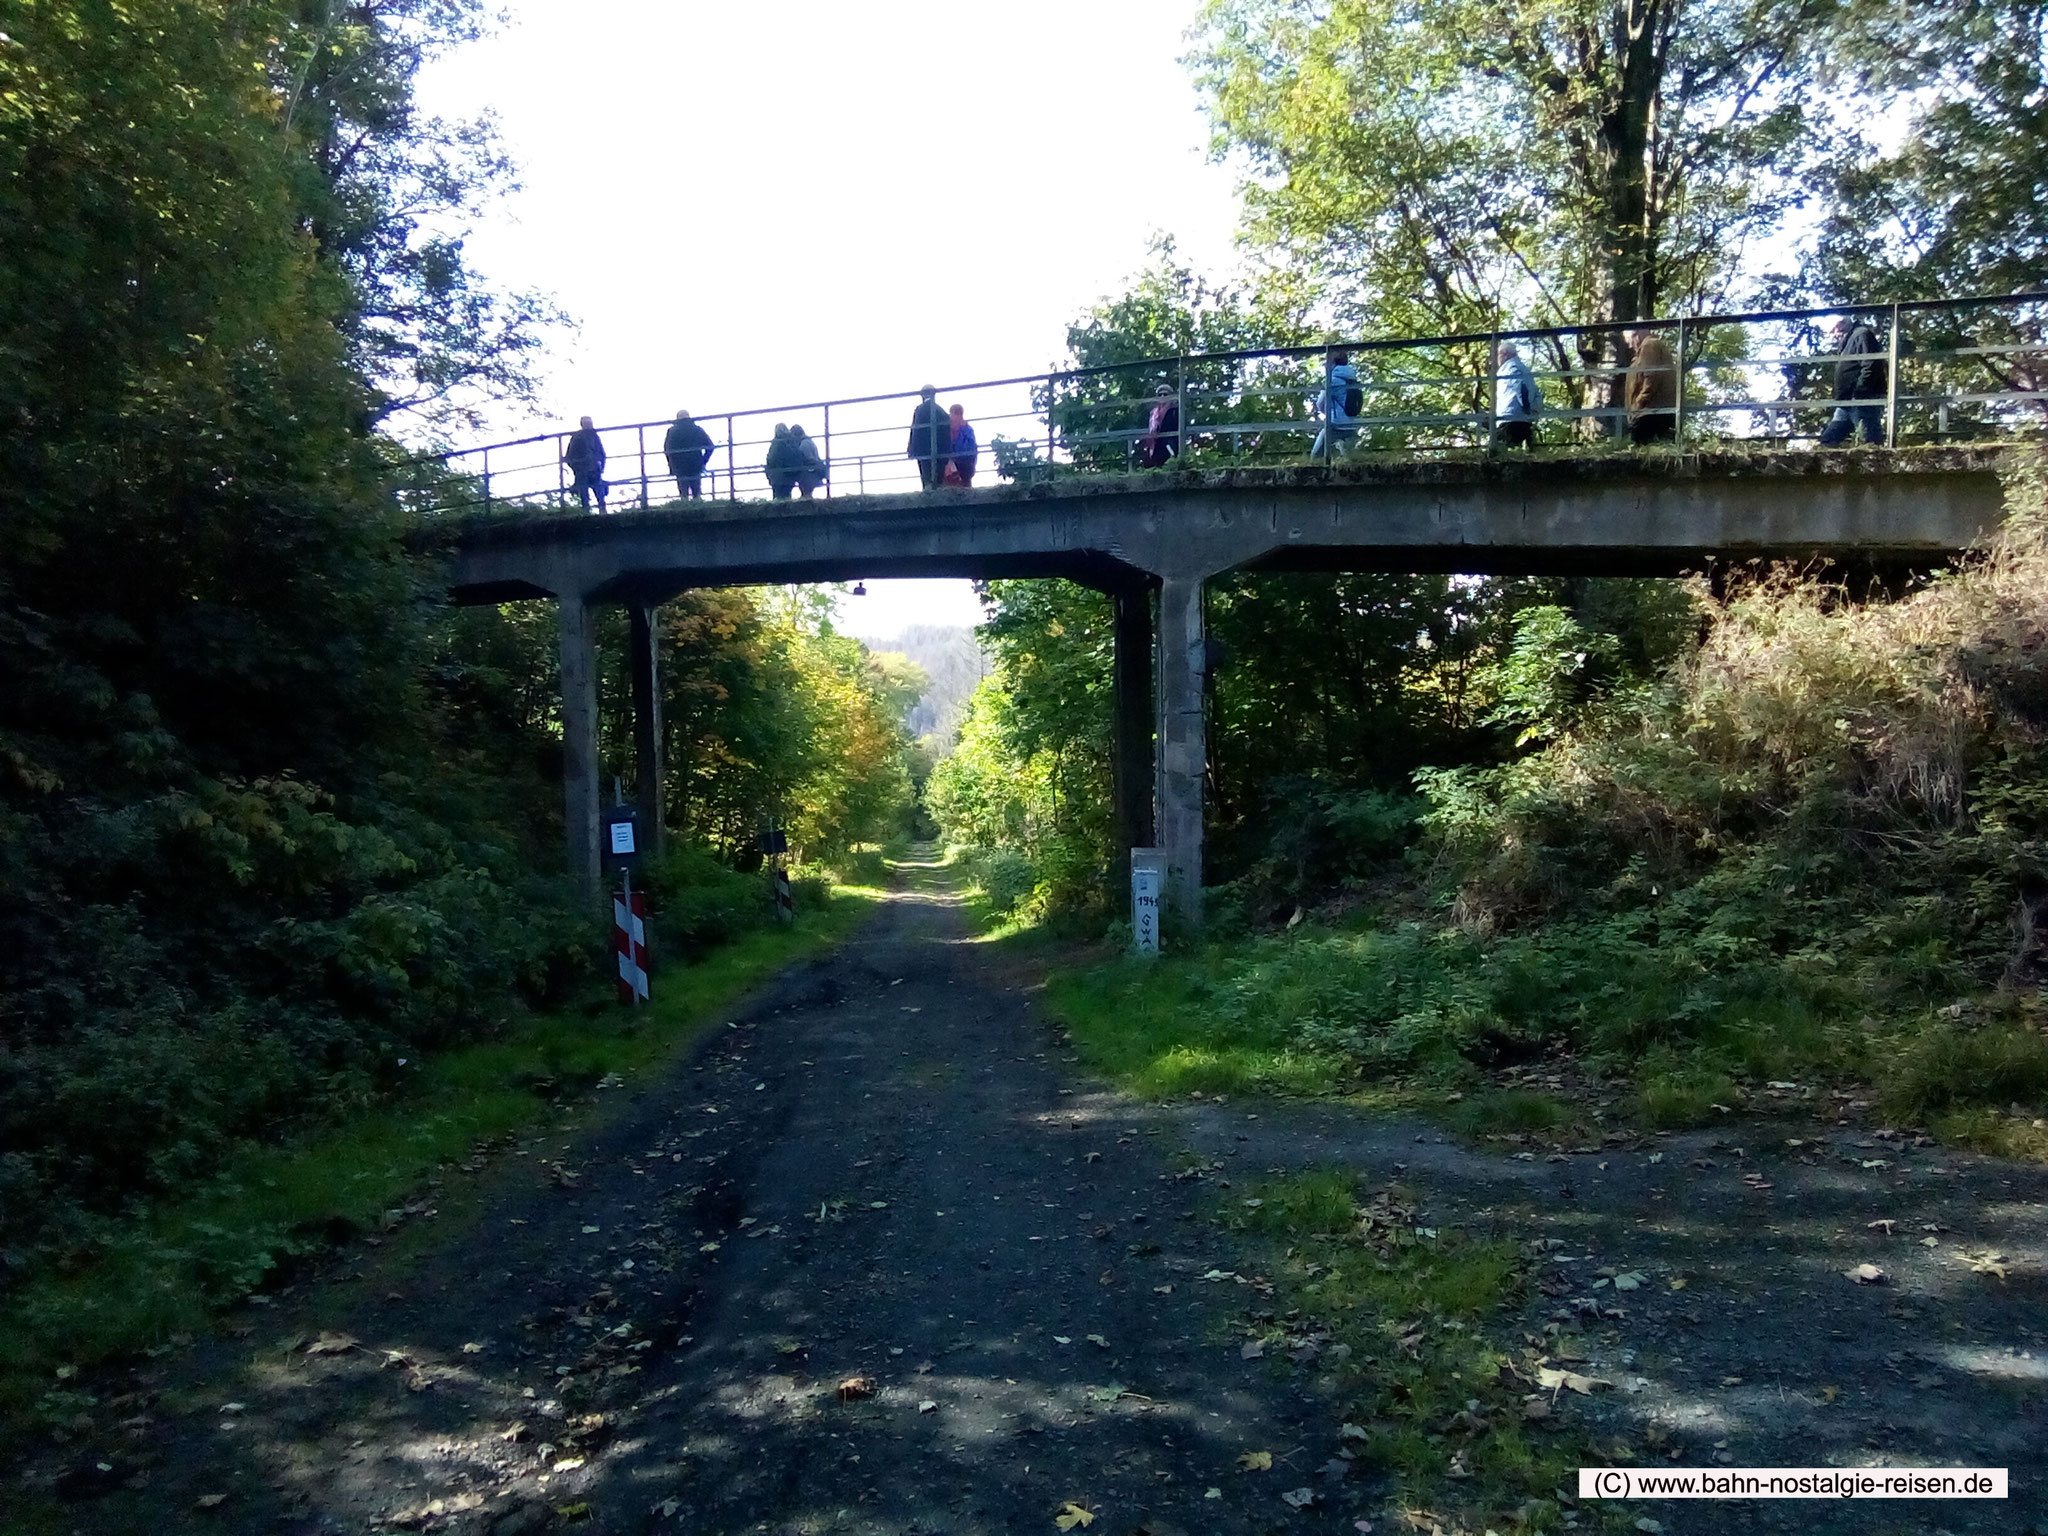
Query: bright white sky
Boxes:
[{"xmin": 418, "ymin": 0, "xmax": 1244, "ymax": 639}]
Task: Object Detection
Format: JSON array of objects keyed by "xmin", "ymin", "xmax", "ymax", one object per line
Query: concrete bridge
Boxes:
[{"xmin": 432, "ymin": 446, "xmax": 2013, "ymax": 919}]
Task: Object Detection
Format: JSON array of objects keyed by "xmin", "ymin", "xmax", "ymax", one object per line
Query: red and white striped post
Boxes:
[{"xmin": 614, "ymin": 880, "xmax": 649, "ymax": 1004}]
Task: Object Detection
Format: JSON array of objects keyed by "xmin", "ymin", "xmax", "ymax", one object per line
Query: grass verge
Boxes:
[
  {"xmin": 1217, "ymin": 1170, "xmax": 1599, "ymax": 1534},
  {"xmin": 1047, "ymin": 951, "xmax": 1349, "ymax": 1098},
  {"xmin": 0, "ymin": 888, "xmax": 878, "ymax": 1429}
]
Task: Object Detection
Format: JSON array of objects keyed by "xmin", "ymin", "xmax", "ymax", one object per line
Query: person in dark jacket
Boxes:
[
  {"xmin": 1818, "ymin": 315, "xmax": 1887, "ymax": 446},
  {"xmin": 1139, "ymin": 384, "xmax": 1180, "ymax": 468},
  {"xmin": 564, "ymin": 416, "xmax": 608, "ymax": 511},
  {"xmin": 764, "ymin": 423, "xmax": 802, "ymax": 499},
  {"xmin": 663, "ymin": 410, "xmax": 716, "ymax": 499},
  {"xmin": 946, "ymin": 404, "xmax": 978, "ymax": 486},
  {"xmin": 790, "ymin": 425, "xmax": 827, "ymax": 499},
  {"xmin": 907, "ymin": 385, "xmax": 952, "ymax": 490}
]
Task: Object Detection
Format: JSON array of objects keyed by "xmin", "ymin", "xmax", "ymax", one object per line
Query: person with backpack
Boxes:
[
  {"xmin": 1817, "ymin": 315, "xmax": 1888, "ymax": 446},
  {"xmin": 907, "ymin": 385, "xmax": 952, "ymax": 490},
  {"xmin": 1492, "ymin": 342, "xmax": 1541, "ymax": 450},
  {"xmin": 663, "ymin": 409, "xmax": 717, "ymax": 500},
  {"xmin": 564, "ymin": 417, "xmax": 609, "ymax": 510},
  {"xmin": 1312, "ymin": 347, "xmax": 1362, "ymax": 458},
  {"xmin": 789, "ymin": 424, "xmax": 827, "ymax": 499}
]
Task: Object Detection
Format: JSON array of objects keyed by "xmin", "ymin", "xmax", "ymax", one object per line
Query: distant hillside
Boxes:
[{"xmin": 874, "ymin": 624, "xmax": 989, "ymax": 745}]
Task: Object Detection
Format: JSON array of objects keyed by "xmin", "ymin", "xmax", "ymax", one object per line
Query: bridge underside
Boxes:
[{"xmin": 431, "ymin": 448, "xmax": 2012, "ymax": 921}]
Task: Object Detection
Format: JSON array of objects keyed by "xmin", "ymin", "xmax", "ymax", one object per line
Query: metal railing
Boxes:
[{"xmin": 404, "ymin": 292, "xmax": 2048, "ymax": 518}]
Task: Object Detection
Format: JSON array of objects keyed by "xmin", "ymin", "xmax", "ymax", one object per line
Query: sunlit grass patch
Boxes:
[
  {"xmin": 1633, "ymin": 1055, "xmax": 1739, "ymax": 1129},
  {"xmin": 1214, "ymin": 1170, "xmax": 1582, "ymax": 1530},
  {"xmin": 1047, "ymin": 954, "xmax": 1345, "ymax": 1099},
  {"xmin": 0, "ymin": 890, "xmax": 878, "ymax": 1420}
]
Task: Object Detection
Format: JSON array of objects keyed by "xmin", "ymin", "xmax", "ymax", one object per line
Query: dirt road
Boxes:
[
  {"xmin": 19, "ymin": 855, "xmax": 1336, "ymax": 1535},
  {"xmin": 17, "ymin": 853, "xmax": 2048, "ymax": 1535}
]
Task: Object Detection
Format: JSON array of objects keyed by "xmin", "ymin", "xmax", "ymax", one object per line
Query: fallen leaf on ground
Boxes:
[
  {"xmin": 1867, "ymin": 1219, "xmax": 1897, "ymax": 1235},
  {"xmin": 461, "ymin": 1342, "xmax": 484, "ymax": 1354},
  {"xmin": 196, "ymin": 1494, "xmax": 228, "ymax": 1508},
  {"xmin": 1086, "ymin": 1333, "xmax": 1110, "ymax": 1348},
  {"xmin": 836, "ymin": 1376, "xmax": 874, "ymax": 1401},
  {"xmin": 1537, "ymin": 1367, "xmax": 1614, "ymax": 1395},
  {"xmin": 305, "ymin": 1334, "xmax": 356, "ymax": 1356},
  {"xmin": 1844, "ymin": 1263, "xmax": 1887, "ymax": 1285},
  {"xmin": 1612, "ymin": 1271, "xmax": 1646, "ymax": 1291},
  {"xmin": 1281, "ymin": 1486, "xmax": 1317, "ymax": 1507},
  {"xmin": 1959, "ymin": 1250, "xmax": 2010, "ymax": 1278},
  {"xmin": 1054, "ymin": 1502, "xmax": 1096, "ymax": 1529},
  {"xmin": 1338, "ymin": 1422, "xmax": 1369, "ymax": 1440},
  {"xmin": 1052, "ymin": 1335, "xmax": 1073, "ymax": 1345},
  {"xmin": 1238, "ymin": 1450, "xmax": 1273, "ymax": 1470},
  {"xmin": 919, "ymin": 1399, "xmax": 937, "ymax": 1412},
  {"xmin": 1240, "ymin": 1341, "xmax": 1265, "ymax": 1360}
]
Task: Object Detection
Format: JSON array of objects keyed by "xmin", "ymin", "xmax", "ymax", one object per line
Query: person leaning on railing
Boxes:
[
  {"xmin": 1818, "ymin": 314, "xmax": 1887, "ymax": 446},
  {"xmin": 1492, "ymin": 342, "xmax": 1540, "ymax": 450},
  {"xmin": 1625, "ymin": 326, "xmax": 1678, "ymax": 446},
  {"xmin": 663, "ymin": 409, "xmax": 716, "ymax": 500},
  {"xmin": 790, "ymin": 424, "xmax": 827, "ymax": 499},
  {"xmin": 765, "ymin": 423, "xmax": 800, "ymax": 499}
]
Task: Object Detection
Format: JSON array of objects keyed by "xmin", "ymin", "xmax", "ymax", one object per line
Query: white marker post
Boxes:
[{"xmin": 1130, "ymin": 847, "xmax": 1166, "ymax": 955}]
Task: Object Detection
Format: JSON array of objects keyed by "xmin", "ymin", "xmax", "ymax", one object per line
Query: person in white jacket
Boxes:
[
  {"xmin": 1312, "ymin": 347, "xmax": 1361, "ymax": 458},
  {"xmin": 1493, "ymin": 342, "xmax": 1541, "ymax": 450}
]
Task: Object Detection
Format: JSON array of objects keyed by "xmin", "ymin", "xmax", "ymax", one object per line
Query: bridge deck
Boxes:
[{"xmin": 435, "ymin": 446, "xmax": 2012, "ymax": 604}]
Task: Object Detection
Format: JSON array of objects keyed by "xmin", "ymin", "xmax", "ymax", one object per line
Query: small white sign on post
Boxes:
[
  {"xmin": 1130, "ymin": 847, "xmax": 1166, "ymax": 955},
  {"xmin": 608, "ymin": 820, "xmax": 637, "ymax": 857}
]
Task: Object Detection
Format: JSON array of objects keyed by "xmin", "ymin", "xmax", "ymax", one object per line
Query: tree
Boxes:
[
  {"xmin": 1191, "ymin": 0, "xmax": 1842, "ymax": 416},
  {"xmin": 277, "ymin": 0, "xmax": 567, "ymax": 432},
  {"xmin": 1806, "ymin": 0, "xmax": 2048, "ymax": 301}
]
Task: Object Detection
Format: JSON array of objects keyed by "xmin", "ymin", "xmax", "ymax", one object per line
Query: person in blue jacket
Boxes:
[
  {"xmin": 946, "ymin": 404, "xmax": 978, "ymax": 486},
  {"xmin": 1312, "ymin": 347, "xmax": 1361, "ymax": 458}
]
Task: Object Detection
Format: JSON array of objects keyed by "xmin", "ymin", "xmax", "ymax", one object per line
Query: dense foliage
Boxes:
[{"xmin": 0, "ymin": 1, "xmax": 921, "ymax": 1275}]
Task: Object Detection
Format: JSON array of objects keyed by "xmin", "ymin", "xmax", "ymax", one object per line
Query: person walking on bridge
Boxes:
[
  {"xmin": 908, "ymin": 385, "xmax": 952, "ymax": 490},
  {"xmin": 564, "ymin": 417, "xmax": 609, "ymax": 511},
  {"xmin": 1492, "ymin": 343, "xmax": 1540, "ymax": 450},
  {"xmin": 1312, "ymin": 347, "xmax": 1361, "ymax": 459},
  {"xmin": 664, "ymin": 409, "xmax": 716, "ymax": 499},
  {"xmin": 1818, "ymin": 314, "xmax": 1887, "ymax": 446},
  {"xmin": 946, "ymin": 404, "xmax": 978, "ymax": 487},
  {"xmin": 1624, "ymin": 327, "xmax": 1678, "ymax": 446}
]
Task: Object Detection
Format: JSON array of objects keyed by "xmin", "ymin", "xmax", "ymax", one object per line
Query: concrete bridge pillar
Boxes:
[
  {"xmin": 1155, "ymin": 574, "xmax": 1207, "ymax": 923},
  {"xmin": 629, "ymin": 602, "xmax": 666, "ymax": 854},
  {"xmin": 558, "ymin": 594, "xmax": 601, "ymax": 899},
  {"xmin": 1110, "ymin": 582, "xmax": 1155, "ymax": 880}
]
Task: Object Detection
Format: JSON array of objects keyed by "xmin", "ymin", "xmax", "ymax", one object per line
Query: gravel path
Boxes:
[{"xmin": 18, "ymin": 853, "xmax": 2048, "ymax": 1535}]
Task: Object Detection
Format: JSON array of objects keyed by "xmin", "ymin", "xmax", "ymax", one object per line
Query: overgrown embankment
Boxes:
[{"xmin": 1055, "ymin": 454, "xmax": 2048, "ymax": 1147}]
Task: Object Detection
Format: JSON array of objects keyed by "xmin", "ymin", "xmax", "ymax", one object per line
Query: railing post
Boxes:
[
  {"xmin": 1320, "ymin": 356, "xmax": 1332, "ymax": 465},
  {"xmin": 1046, "ymin": 371, "xmax": 1056, "ymax": 476},
  {"xmin": 823, "ymin": 403, "xmax": 832, "ymax": 501},
  {"xmin": 726, "ymin": 415, "xmax": 737, "ymax": 501},
  {"xmin": 1885, "ymin": 301, "xmax": 1902, "ymax": 447},
  {"xmin": 1484, "ymin": 330, "xmax": 1500, "ymax": 454},
  {"xmin": 1176, "ymin": 352, "xmax": 1187, "ymax": 465},
  {"xmin": 482, "ymin": 445, "xmax": 493, "ymax": 514},
  {"xmin": 1673, "ymin": 317, "xmax": 1688, "ymax": 445},
  {"xmin": 637, "ymin": 424, "xmax": 650, "ymax": 508},
  {"xmin": 556, "ymin": 432, "xmax": 567, "ymax": 506}
]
